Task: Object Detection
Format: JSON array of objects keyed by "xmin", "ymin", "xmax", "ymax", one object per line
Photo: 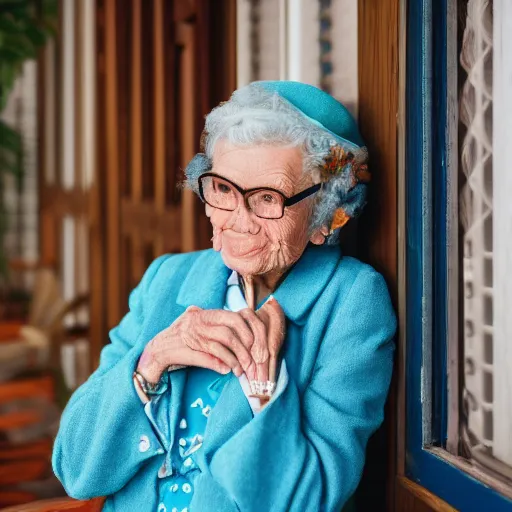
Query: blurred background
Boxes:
[{"xmin": 0, "ymin": 0, "xmax": 363, "ymax": 508}]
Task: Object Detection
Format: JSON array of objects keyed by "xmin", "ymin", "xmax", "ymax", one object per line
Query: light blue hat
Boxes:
[{"xmin": 255, "ymin": 80, "xmax": 365, "ymax": 148}]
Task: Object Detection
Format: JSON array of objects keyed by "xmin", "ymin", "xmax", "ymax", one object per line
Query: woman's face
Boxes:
[{"xmin": 206, "ymin": 140, "xmax": 323, "ymax": 277}]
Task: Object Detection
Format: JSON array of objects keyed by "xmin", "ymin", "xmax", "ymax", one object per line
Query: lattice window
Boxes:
[{"xmin": 461, "ymin": 0, "xmax": 512, "ymax": 481}]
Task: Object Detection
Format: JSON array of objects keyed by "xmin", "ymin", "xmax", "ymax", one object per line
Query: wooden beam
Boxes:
[
  {"xmin": 396, "ymin": 477, "xmax": 457, "ymax": 512},
  {"xmin": 174, "ymin": 0, "xmax": 195, "ymax": 23},
  {"xmin": 357, "ymin": 1, "xmax": 399, "ymax": 511},
  {"xmin": 120, "ymin": 199, "xmax": 182, "ymax": 250},
  {"xmin": 177, "ymin": 22, "xmax": 197, "ymax": 252},
  {"xmin": 153, "ymin": 0, "xmax": 166, "ymax": 256},
  {"xmin": 40, "ymin": 187, "xmax": 88, "ymax": 217},
  {"xmin": 130, "ymin": 0, "xmax": 144, "ymax": 281},
  {"xmin": 104, "ymin": 0, "xmax": 121, "ymax": 327},
  {"xmin": 36, "ymin": 40, "xmax": 47, "ymax": 265},
  {"xmin": 358, "ymin": 1, "xmax": 399, "ymax": 286},
  {"xmin": 89, "ymin": 0, "xmax": 105, "ymax": 368}
]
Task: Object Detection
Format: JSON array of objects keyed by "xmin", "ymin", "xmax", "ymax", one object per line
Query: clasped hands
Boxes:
[{"xmin": 137, "ymin": 296, "xmax": 286, "ymax": 400}]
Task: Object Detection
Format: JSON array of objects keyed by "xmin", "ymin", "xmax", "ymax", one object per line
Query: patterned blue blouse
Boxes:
[
  {"xmin": 156, "ymin": 367, "xmax": 224, "ymax": 512},
  {"xmin": 155, "ymin": 271, "xmax": 253, "ymax": 512}
]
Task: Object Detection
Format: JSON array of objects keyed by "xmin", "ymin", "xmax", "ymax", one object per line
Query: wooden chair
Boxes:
[
  {"xmin": 0, "ymin": 265, "xmax": 90, "ymax": 508},
  {"xmin": 0, "ymin": 377, "xmax": 59, "ymax": 508}
]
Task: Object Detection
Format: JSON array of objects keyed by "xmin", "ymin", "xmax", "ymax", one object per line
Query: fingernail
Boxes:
[
  {"xmin": 265, "ymin": 294, "xmax": 275, "ymax": 303},
  {"xmin": 233, "ymin": 366, "xmax": 243, "ymax": 377},
  {"xmin": 220, "ymin": 365, "xmax": 230, "ymax": 374}
]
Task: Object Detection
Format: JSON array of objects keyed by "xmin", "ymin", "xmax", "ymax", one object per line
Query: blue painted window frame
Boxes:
[{"xmin": 405, "ymin": 0, "xmax": 512, "ymax": 509}]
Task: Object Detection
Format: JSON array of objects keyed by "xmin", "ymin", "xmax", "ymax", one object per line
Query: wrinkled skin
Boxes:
[
  {"xmin": 138, "ymin": 141, "xmax": 325, "ymax": 399},
  {"xmin": 208, "ymin": 140, "xmax": 325, "ymax": 291}
]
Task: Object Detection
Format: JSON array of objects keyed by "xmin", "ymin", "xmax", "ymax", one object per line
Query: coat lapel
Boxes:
[
  {"xmin": 176, "ymin": 249, "xmax": 231, "ymax": 310},
  {"xmin": 175, "ymin": 244, "xmax": 342, "ymax": 322},
  {"xmin": 271, "ymin": 244, "xmax": 342, "ymax": 324},
  {"xmin": 201, "ymin": 374, "xmax": 253, "ymax": 462}
]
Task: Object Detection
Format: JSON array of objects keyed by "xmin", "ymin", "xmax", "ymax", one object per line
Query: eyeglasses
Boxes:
[{"xmin": 198, "ymin": 172, "xmax": 321, "ymax": 220}]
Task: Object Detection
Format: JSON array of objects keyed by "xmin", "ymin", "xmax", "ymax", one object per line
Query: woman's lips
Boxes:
[{"xmin": 222, "ymin": 231, "xmax": 267, "ymax": 257}]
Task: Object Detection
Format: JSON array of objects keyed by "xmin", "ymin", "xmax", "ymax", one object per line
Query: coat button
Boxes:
[{"xmin": 139, "ymin": 435, "xmax": 150, "ymax": 452}]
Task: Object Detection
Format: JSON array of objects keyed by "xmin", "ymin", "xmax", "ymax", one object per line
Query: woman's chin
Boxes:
[{"xmin": 220, "ymin": 246, "xmax": 268, "ymax": 275}]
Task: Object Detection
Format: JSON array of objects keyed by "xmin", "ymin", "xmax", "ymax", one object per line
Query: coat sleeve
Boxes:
[
  {"xmin": 52, "ymin": 255, "xmax": 171, "ymax": 500},
  {"xmin": 207, "ymin": 267, "xmax": 396, "ymax": 512}
]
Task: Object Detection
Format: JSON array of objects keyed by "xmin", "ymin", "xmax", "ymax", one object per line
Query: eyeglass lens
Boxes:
[{"xmin": 201, "ymin": 175, "xmax": 285, "ymax": 219}]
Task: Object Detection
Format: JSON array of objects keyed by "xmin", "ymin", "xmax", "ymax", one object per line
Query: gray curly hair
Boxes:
[{"xmin": 184, "ymin": 83, "xmax": 368, "ymax": 244}]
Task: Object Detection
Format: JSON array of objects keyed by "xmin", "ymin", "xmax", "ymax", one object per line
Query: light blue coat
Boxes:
[{"xmin": 52, "ymin": 245, "xmax": 396, "ymax": 512}]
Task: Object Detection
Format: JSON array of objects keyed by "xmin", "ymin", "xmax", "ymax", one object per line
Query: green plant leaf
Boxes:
[
  {"xmin": 0, "ymin": 120, "xmax": 23, "ymax": 148},
  {"xmin": 0, "ymin": 14, "xmax": 22, "ymax": 34}
]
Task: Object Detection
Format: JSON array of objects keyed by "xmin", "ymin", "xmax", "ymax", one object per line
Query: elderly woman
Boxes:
[{"xmin": 52, "ymin": 81, "xmax": 396, "ymax": 512}]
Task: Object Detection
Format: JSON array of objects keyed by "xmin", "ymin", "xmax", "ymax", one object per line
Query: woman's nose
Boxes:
[{"xmin": 227, "ymin": 202, "xmax": 261, "ymax": 234}]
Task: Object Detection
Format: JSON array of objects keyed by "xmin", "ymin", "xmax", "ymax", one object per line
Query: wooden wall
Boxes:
[
  {"xmin": 94, "ymin": 0, "xmax": 236, "ymax": 365},
  {"xmin": 38, "ymin": 0, "xmax": 236, "ymax": 369}
]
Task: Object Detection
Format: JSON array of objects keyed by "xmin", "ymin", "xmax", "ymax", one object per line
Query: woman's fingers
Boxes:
[
  {"xmin": 252, "ymin": 307, "xmax": 270, "ymax": 384},
  {"xmin": 202, "ymin": 309, "xmax": 254, "ymax": 349},
  {"xmin": 207, "ymin": 325, "xmax": 253, "ymax": 376},
  {"xmin": 239, "ymin": 308, "xmax": 268, "ymax": 382},
  {"xmin": 256, "ymin": 297, "xmax": 286, "ymax": 384},
  {"xmin": 169, "ymin": 346, "xmax": 232, "ymax": 374},
  {"xmin": 260, "ymin": 297, "xmax": 286, "ymax": 357},
  {"xmin": 202, "ymin": 339, "xmax": 244, "ymax": 377}
]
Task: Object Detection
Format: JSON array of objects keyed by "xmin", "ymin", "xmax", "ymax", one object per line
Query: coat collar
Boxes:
[{"xmin": 176, "ymin": 244, "xmax": 342, "ymax": 325}]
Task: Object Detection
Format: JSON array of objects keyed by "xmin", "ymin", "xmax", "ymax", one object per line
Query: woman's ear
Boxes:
[{"xmin": 309, "ymin": 226, "xmax": 330, "ymax": 245}]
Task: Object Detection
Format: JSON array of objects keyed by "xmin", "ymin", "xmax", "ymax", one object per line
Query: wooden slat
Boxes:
[
  {"xmin": 74, "ymin": 0, "xmax": 83, "ymax": 189},
  {"xmin": 177, "ymin": 22, "xmax": 196, "ymax": 252},
  {"xmin": 115, "ymin": 0, "xmax": 131, "ymax": 199},
  {"xmin": 74, "ymin": 1, "xmax": 89, "ymax": 330},
  {"xmin": 0, "ymin": 376, "xmax": 54, "ymax": 403},
  {"xmin": 0, "ymin": 411, "xmax": 42, "ymax": 430},
  {"xmin": 174, "ymin": 0, "xmax": 196, "ymax": 23},
  {"xmin": 88, "ymin": 184, "xmax": 104, "ymax": 366},
  {"xmin": 40, "ymin": 187, "xmax": 88, "ymax": 217},
  {"xmin": 153, "ymin": 0, "xmax": 166, "ymax": 256},
  {"xmin": 130, "ymin": 0, "xmax": 142, "ymax": 202},
  {"xmin": 194, "ymin": 0, "xmax": 212, "ymax": 251},
  {"xmin": 224, "ymin": 0, "xmax": 237, "ymax": 101},
  {"xmin": 163, "ymin": 0, "xmax": 178, "ymax": 207},
  {"xmin": 0, "ymin": 490, "xmax": 38, "ymax": 508},
  {"xmin": 121, "ymin": 199, "xmax": 182, "ymax": 249},
  {"xmin": 36, "ymin": 36, "xmax": 47, "ymax": 266},
  {"xmin": 130, "ymin": 0, "xmax": 144, "ymax": 281},
  {"xmin": 0, "ymin": 439, "xmax": 52, "ymax": 460},
  {"xmin": 0, "ymin": 460, "xmax": 48, "ymax": 485},
  {"xmin": 396, "ymin": 477, "xmax": 457, "ymax": 512},
  {"xmin": 88, "ymin": 0, "xmax": 104, "ymax": 368},
  {"xmin": 104, "ymin": 0, "xmax": 121, "ymax": 327},
  {"xmin": 56, "ymin": 2, "xmax": 63, "ymax": 188},
  {"xmin": 40, "ymin": 211, "xmax": 56, "ymax": 267}
]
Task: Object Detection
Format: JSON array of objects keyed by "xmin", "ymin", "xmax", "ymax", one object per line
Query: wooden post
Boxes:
[
  {"xmin": 358, "ymin": 0, "xmax": 399, "ymax": 510},
  {"xmin": 104, "ymin": 0, "xmax": 121, "ymax": 327},
  {"xmin": 153, "ymin": 0, "xmax": 166, "ymax": 257},
  {"xmin": 131, "ymin": 0, "xmax": 145, "ymax": 282}
]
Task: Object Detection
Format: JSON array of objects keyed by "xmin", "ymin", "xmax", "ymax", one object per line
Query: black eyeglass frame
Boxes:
[{"xmin": 197, "ymin": 172, "xmax": 322, "ymax": 219}]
